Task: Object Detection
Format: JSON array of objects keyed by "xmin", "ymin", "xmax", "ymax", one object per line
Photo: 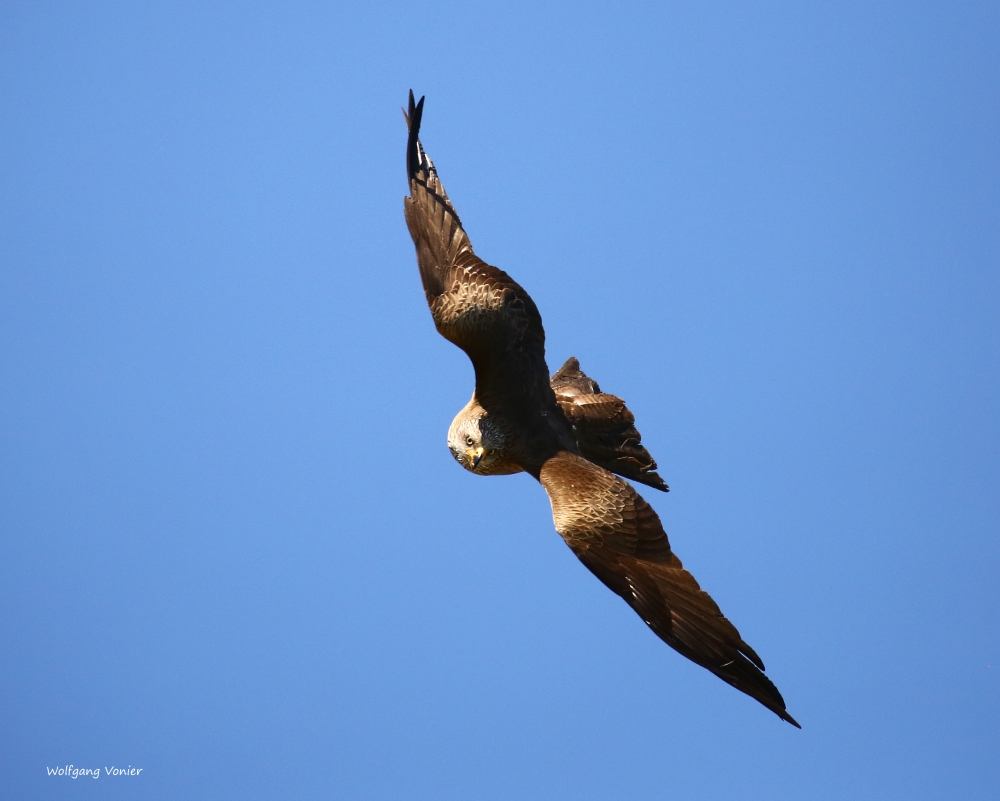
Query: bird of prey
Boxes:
[{"xmin": 403, "ymin": 91, "xmax": 799, "ymax": 728}]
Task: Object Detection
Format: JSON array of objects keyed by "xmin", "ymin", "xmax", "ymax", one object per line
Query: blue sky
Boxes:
[{"xmin": 1, "ymin": 1, "xmax": 998, "ymax": 798}]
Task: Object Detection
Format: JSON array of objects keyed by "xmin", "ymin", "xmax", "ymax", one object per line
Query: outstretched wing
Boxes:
[
  {"xmin": 538, "ymin": 450, "xmax": 799, "ymax": 727},
  {"xmin": 403, "ymin": 92, "xmax": 553, "ymax": 410},
  {"xmin": 551, "ymin": 357, "xmax": 668, "ymax": 492}
]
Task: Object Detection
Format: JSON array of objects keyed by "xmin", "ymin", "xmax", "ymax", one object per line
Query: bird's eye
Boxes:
[{"xmin": 465, "ymin": 435, "xmax": 474, "ymax": 447}]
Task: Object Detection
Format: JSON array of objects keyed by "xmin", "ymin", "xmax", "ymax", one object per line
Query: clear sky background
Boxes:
[{"xmin": 1, "ymin": 1, "xmax": 998, "ymax": 799}]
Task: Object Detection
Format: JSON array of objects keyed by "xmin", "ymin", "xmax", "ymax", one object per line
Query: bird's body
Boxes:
[{"xmin": 403, "ymin": 92, "xmax": 799, "ymax": 728}]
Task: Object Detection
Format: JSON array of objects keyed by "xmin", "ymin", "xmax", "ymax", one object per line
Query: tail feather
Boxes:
[{"xmin": 552, "ymin": 357, "xmax": 668, "ymax": 492}]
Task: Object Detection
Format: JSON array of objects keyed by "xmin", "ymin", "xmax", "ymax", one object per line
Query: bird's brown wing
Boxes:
[
  {"xmin": 539, "ymin": 450, "xmax": 799, "ymax": 727},
  {"xmin": 551, "ymin": 357, "xmax": 668, "ymax": 492},
  {"xmin": 403, "ymin": 92, "xmax": 552, "ymax": 409}
]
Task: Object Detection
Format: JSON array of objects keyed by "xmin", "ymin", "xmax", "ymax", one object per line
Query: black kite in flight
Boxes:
[{"xmin": 403, "ymin": 92, "xmax": 799, "ymax": 727}]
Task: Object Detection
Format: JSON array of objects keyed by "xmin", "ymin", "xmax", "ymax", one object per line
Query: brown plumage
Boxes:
[
  {"xmin": 403, "ymin": 92, "xmax": 799, "ymax": 728},
  {"xmin": 552, "ymin": 357, "xmax": 668, "ymax": 492}
]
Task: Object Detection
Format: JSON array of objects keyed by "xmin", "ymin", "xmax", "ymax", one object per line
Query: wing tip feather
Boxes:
[
  {"xmin": 781, "ymin": 710, "xmax": 802, "ymax": 728},
  {"xmin": 405, "ymin": 90, "xmax": 425, "ymax": 182}
]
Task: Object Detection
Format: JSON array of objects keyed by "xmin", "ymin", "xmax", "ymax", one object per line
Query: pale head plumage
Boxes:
[{"xmin": 447, "ymin": 397, "xmax": 521, "ymax": 476}]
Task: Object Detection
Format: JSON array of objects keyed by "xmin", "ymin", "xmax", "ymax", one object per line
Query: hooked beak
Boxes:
[{"xmin": 469, "ymin": 447, "xmax": 484, "ymax": 469}]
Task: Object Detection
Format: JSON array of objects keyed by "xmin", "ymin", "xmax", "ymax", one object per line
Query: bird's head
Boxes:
[{"xmin": 447, "ymin": 399, "xmax": 519, "ymax": 475}]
